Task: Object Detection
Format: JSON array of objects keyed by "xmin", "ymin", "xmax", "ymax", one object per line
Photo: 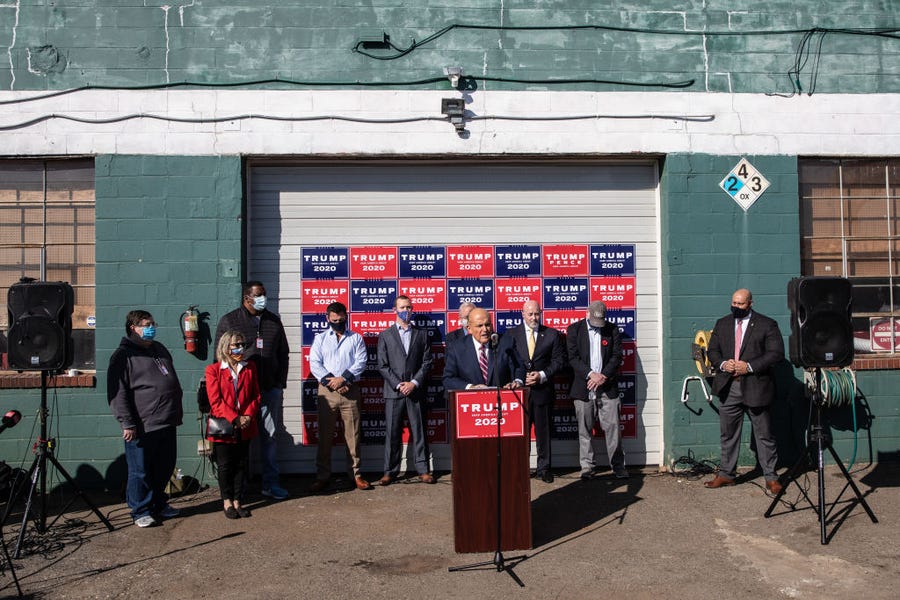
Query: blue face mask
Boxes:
[
  {"xmin": 229, "ymin": 346, "xmax": 245, "ymax": 357},
  {"xmin": 140, "ymin": 325, "xmax": 156, "ymax": 341},
  {"xmin": 397, "ymin": 310, "xmax": 412, "ymax": 323},
  {"xmin": 251, "ymin": 295, "xmax": 267, "ymax": 311}
]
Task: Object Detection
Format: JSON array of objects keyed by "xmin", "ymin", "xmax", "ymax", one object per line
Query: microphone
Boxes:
[
  {"xmin": 0, "ymin": 410, "xmax": 21, "ymax": 434},
  {"xmin": 489, "ymin": 332, "xmax": 500, "ymax": 349}
]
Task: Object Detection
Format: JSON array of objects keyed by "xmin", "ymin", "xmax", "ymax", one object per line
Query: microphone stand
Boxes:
[{"xmin": 450, "ymin": 338, "xmax": 527, "ymax": 586}]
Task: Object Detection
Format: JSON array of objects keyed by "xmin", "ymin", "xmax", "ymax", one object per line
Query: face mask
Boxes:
[
  {"xmin": 229, "ymin": 346, "xmax": 245, "ymax": 357},
  {"xmin": 731, "ymin": 306, "xmax": 750, "ymax": 319},
  {"xmin": 329, "ymin": 320, "xmax": 346, "ymax": 333},
  {"xmin": 139, "ymin": 325, "xmax": 156, "ymax": 341},
  {"xmin": 397, "ymin": 310, "xmax": 412, "ymax": 323},
  {"xmin": 251, "ymin": 295, "xmax": 267, "ymax": 311}
]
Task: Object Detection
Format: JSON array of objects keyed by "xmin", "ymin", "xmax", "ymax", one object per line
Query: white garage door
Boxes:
[{"xmin": 248, "ymin": 160, "xmax": 661, "ymax": 474}]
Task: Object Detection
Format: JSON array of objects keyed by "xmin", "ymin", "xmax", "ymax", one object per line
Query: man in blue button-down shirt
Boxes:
[{"xmin": 308, "ymin": 301, "xmax": 369, "ymax": 493}]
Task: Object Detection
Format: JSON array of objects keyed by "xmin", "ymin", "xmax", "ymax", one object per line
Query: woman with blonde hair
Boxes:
[{"xmin": 205, "ymin": 329, "xmax": 261, "ymax": 518}]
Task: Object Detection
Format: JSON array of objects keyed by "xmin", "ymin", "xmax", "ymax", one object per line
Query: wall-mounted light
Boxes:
[
  {"xmin": 441, "ymin": 98, "xmax": 466, "ymax": 133},
  {"xmin": 443, "ymin": 66, "xmax": 463, "ymax": 89}
]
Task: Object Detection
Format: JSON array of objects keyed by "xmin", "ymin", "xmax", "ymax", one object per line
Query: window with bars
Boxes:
[
  {"xmin": 0, "ymin": 159, "xmax": 95, "ymax": 371},
  {"xmin": 799, "ymin": 158, "xmax": 900, "ymax": 355}
]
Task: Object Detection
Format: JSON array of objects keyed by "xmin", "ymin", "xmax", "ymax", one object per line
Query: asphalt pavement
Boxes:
[{"xmin": 1, "ymin": 461, "xmax": 898, "ymax": 599}]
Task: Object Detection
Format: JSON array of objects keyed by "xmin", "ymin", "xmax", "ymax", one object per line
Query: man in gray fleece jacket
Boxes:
[{"xmin": 107, "ymin": 309, "xmax": 183, "ymax": 528}]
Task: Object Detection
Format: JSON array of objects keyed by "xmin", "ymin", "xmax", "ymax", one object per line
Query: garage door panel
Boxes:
[{"xmin": 249, "ymin": 160, "xmax": 661, "ymax": 471}]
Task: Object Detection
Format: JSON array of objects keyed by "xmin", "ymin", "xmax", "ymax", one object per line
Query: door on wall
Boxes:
[{"xmin": 247, "ymin": 160, "xmax": 661, "ymax": 474}]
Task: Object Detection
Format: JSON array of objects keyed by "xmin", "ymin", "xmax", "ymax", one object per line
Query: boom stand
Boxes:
[
  {"xmin": 764, "ymin": 367, "xmax": 877, "ymax": 544},
  {"xmin": 449, "ymin": 386, "xmax": 527, "ymax": 587},
  {"xmin": 7, "ymin": 371, "xmax": 114, "ymax": 558}
]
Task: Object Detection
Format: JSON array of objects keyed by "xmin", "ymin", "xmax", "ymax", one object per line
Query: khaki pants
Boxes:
[{"xmin": 315, "ymin": 384, "xmax": 362, "ymax": 480}]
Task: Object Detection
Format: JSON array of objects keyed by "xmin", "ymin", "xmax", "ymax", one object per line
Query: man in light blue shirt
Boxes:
[{"xmin": 308, "ymin": 301, "xmax": 369, "ymax": 493}]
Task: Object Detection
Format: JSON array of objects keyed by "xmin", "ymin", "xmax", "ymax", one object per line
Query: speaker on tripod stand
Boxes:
[
  {"xmin": 766, "ymin": 276, "xmax": 877, "ymax": 544},
  {"xmin": 3, "ymin": 279, "xmax": 113, "ymax": 557},
  {"xmin": 7, "ymin": 279, "xmax": 74, "ymax": 372}
]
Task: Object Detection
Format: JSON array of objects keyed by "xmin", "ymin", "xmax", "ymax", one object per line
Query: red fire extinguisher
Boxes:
[{"xmin": 181, "ymin": 306, "xmax": 200, "ymax": 354}]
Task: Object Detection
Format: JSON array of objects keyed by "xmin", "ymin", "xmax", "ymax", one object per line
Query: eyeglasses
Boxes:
[{"xmin": 229, "ymin": 342, "xmax": 246, "ymax": 348}]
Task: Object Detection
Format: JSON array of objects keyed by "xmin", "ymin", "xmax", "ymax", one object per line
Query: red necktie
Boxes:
[
  {"xmin": 734, "ymin": 319, "xmax": 743, "ymax": 360},
  {"xmin": 479, "ymin": 345, "xmax": 489, "ymax": 384}
]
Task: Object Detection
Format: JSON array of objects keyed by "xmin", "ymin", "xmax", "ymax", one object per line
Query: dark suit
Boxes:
[
  {"xmin": 706, "ymin": 310, "xmax": 784, "ymax": 480},
  {"xmin": 566, "ymin": 319, "xmax": 625, "ymax": 473},
  {"xmin": 445, "ymin": 327, "xmax": 467, "ymax": 347},
  {"xmin": 507, "ymin": 324, "xmax": 567, "ymax": 474},
  {"xmin": 377, "ymin": 324, "xmax": 433, "ymax": 476},
  {"xmin": 442, "ymin": 334, "xmax": 522, "ymax": 392}
]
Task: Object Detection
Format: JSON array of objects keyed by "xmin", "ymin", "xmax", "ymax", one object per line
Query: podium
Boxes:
[{"xmin": 450, "ymin": 389, "xmax": 532, "ymax": 553}]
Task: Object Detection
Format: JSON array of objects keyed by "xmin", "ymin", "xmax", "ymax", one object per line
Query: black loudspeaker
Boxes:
[
  {"xmin": 7, "ymin": 281, "xmax": 74, "ymax": 371},
  {"xmin": 787, "ymin": 277, "xmax": 853, "ymax": 368}
]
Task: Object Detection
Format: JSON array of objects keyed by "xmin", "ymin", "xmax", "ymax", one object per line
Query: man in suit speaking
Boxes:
[
  {"xmin": 442, "ymin": 308, "xmax": 522, "ymax": 392},
  {"xmin": 704, "ymin": 288, "xmax": 784, "ymax": 494},
  {"xmin": 377, "ymin": 295, "xmax": 435, "ymax": 485}
]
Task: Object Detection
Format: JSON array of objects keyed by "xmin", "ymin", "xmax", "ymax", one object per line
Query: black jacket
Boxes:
[
  {"xmin": 706, "ymin": 310, "xmax": 784, "ymax": 407},
  {"xmin": 566, "ymin": 319, "xmax": 623, "ymax": 400},
  {"xmin": 107, "ymin": 336, "xmax": 184, "ymax": 434},
  {"xmin": 214, "ymin": 306, "xmax": 290, "ymax": 391}
]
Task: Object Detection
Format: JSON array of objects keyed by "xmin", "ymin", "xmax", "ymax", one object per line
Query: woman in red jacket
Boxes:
[{"xmin": 206, "ymin": 329, "xmax": 261, "ymax": 519}]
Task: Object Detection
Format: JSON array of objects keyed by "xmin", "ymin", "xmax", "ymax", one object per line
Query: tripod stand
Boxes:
[
  {"xmin": 449, "ymin": 387, "xmax": 528, "ymax": 587},
  {"xmin": 6, "ymin": 371, "xmax": 113, "ymax": 558},
  {"xmin": 764, "ymin": 367, "xmax": 877, "ymax": 544}
]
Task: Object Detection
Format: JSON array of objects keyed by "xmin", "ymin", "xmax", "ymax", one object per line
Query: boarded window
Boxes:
[
  {"xmin": 799, "ymin": 158, "xmax": 900, "ymax": 354},
  {"xmin": 0, "ymin": 159, "xmax": 95, "ymax": 369}
]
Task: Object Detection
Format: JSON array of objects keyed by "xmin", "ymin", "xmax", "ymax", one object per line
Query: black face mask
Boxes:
[
  {"xmin": 329, "ymin": 320, "xmax": 347, "ymax": 333},
  {"xmin": 731, "ymin": 306, "xmax": 750, "ymax": 320}
]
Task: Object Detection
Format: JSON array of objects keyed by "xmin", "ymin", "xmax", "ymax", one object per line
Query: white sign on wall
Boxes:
[{"xmin": 720, "ymin": 158, "xmax": 771, "ymax": 211}]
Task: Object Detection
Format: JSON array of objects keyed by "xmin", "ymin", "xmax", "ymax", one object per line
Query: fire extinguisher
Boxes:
[{"xmin": 181, "ymin": 305, "xmax": 200, "ymax": 354}]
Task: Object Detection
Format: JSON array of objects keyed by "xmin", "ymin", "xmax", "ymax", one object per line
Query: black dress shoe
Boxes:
[
  {"xmin": 580, "ymin": 471, "xmax": 592, "ymax": 481},
  {"xmin": 541, "ymin": 471, "xmax": 554, "ymax": 483},
  {"xmin": 530, "ymin": 470, "xmax": 540, "ymax": 479},
  {"xmin": 224, "ymin": 506, "xmax": 239, "ymax": 519},
  {"xmin": 235, "ymin": 506, "xmax": 251, "ymax": 518}
]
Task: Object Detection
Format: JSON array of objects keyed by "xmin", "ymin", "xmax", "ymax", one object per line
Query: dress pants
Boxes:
[
  {"xmin": 383, "ymin": 395, "xmax": 429, "ymax": 476},
  {"xmin": 316, "ymin": 384, "xmax": 362, "ymax": 480},
  {"xmin": 573, "ymin": 391, "xmax": 625, "ymax": 473},
  {"xmin": 213, "ymin": 439, "xmax": 250, "ymax": 501},
  {"xmin": 717, "ymin": 381, "xmax": 778, "ymax": 480},
  {"xmin": 529, "ymin": 398, "xmax": 552, "ymax": 474}
]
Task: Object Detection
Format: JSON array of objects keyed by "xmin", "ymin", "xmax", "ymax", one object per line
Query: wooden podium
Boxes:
[{"xmin": 450, "ymin": 389, "xmax": 532, "ymax": 553}]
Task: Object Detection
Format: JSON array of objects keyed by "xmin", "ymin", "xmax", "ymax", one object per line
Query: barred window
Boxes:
[
  {"xmin": 799, "ymin": 158, "xmax": 900, "ymax": 356},
  {"xmin": 0, "ymin": 159, "xmax": 95, "ymax": 371}
]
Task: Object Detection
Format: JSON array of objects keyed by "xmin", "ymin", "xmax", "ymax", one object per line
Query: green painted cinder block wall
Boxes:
[
  {"xmin": 94, "ymin": 154, "xmax": 245, "ymax": 485},
  {"xmin": 3, "ymin": 153, "xmax": 899, "ymax": 488},
  {"xmin": 0, "ymin": 155, "xmax": 244, "ymax": 490},
  {"xmin": 2, "ymin": 1, "xmax": 897, "ymax": 93},
  {"xmin": 660, "ymin": 154, "xmax": 900, "ymax": 471}
]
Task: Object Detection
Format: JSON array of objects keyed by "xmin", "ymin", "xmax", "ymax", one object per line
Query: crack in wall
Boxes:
[{"xmin": 2, "ymin": 1, "xmax": 19, "ymax": 90}]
